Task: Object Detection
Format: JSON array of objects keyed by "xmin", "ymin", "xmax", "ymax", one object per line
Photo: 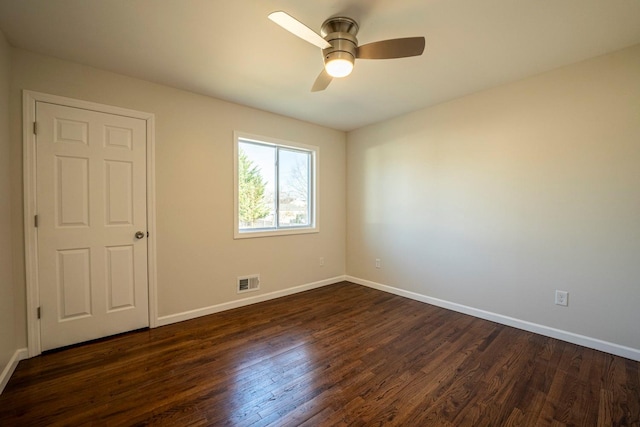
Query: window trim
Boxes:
[{"xmin": 233, "ymin": 131, "xmax": 319, "ymax": 239}]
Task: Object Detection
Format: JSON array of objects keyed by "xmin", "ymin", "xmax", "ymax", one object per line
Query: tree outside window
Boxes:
[{"xmin": 237, "ymin": 148, "xmax": 271, "ymax": 227}]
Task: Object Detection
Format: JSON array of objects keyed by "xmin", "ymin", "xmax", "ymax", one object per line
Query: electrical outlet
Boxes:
[
  {"xmin": 375, "ymin": 258, "xmax": 381, "ymax": 268},
  {"xmin": 319, "ymin": 257, "xmax": 325, "ymax": 267},
  {"xmin": 555, "ymin": 290, "xmax": 568, "ymax": 306}
]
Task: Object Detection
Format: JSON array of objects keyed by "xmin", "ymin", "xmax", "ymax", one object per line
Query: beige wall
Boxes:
[
  {"xmin": 347, "ymin": 44, "xmax": 640, "ymax": 350},
  {"xmin": 9, "ymin": 49, "xmax": 346, "ymax": 345},
  {"xmin": 0, "ymin": 30, "xmax": 16, "ymax": 374},
  {"xmin": 5, "ymin": 40, "xmax": 639, "ymax": 359}
]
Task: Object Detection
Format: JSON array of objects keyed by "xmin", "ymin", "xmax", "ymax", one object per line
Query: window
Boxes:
[{"xmin": 234, "ymin": 132, "xmax": 318, "ymax": 238}]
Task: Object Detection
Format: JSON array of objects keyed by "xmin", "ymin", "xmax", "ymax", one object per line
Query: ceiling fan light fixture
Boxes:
[
  {"xmin": 268, "ymin": 11, "xmax": 426, "ymax": 91},
  {"xmin": 324, "ymin": 51, "xmax": 354, "ymax": 78},
  {"xmin": 326, "ymin": 58, "xmax": 353, "ymax": 78}
]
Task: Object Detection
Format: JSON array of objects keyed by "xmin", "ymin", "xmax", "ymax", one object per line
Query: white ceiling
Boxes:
[{"xmin": 0, "ymin": 0, "xmax": 639, "ymax": 131}]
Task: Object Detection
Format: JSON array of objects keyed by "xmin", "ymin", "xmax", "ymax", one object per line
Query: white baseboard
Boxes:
[
  {"xmin": 346, "ymin": 276, "xmax": 640, "ymax": 362},
  {"xmin": 0, "ymin": 348, "xmax": 28, "ymax": 395},
  {"xmin": 157, "ymin": 276, "xmax": 346, "ymax": 327}
]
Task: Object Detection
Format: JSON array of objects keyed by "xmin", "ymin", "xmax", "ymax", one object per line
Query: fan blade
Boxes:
[
  {"xmin": 268, "ymin": 11, "xmax": 332, "ymax": 49},
  {"xmin": 356, "ymin": 37, "xmax": 425, "ymax": 59},
  {"xmin": 311, "ymin": 69, "xmax": 332, "ymax": 92}
]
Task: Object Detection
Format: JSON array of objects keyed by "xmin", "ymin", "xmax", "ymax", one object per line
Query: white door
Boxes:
[{"xmin": 36, "ymin": 101, "xmax": 149, "ymax": 351}]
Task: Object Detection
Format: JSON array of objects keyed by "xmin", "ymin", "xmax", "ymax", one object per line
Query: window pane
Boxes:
[
  {"xmin": 278, "ymin": 148, "xmax": 310, "ymax": 227},
  {"xmin": 238, "ymin": 141, "xmax": 276, "ymax": 229},
  {"xmin": 234, "ymin": 132, "xmax": 317, "ymax": 238}
]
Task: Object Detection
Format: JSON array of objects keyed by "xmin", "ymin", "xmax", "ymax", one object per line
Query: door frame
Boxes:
[{"xmin": 23, "ymin": 90, "xmax": 158, "ymax": 357}]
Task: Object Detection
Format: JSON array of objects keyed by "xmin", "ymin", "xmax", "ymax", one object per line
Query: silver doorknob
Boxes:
[{"xmin": 135, "ymin": 231, "xmax": 145, "ymax": 239}]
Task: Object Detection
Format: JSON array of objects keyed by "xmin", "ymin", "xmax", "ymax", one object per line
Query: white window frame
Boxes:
[{"xmin": 234, "ymin": 131, "xmax": 319, "ymax": 239}]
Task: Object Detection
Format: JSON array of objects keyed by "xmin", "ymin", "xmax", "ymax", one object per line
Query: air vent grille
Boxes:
[{"xmin": 237, "ymin": 275, "xmax": 260, "ymax": 293}]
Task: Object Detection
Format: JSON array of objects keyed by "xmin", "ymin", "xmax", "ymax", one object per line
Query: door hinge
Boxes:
[
  {"xmin": 34, "ymin": 214, "xmax": 38, "ymax": 227},
  {"xmin": 33, "ymin": 122, "xmax": 37, "ymax": 135},
  {"xmin": 37, "ymin": 307, "xmax": 41, "ymax": 319}
]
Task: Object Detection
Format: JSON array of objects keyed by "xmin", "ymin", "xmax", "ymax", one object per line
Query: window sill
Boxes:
[{"xmin": 234, "ymin": 227, "xmax": 319, "ymax": 239}]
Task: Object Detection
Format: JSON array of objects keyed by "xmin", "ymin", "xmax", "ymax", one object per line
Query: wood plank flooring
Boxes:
[{"xmin": 1, "ymin": 281, "xmax": 639, "ymax": 426}]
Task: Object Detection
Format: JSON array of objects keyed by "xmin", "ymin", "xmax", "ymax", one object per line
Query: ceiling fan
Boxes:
[{"xmin": 268, "ymin": 11, "xmax": 426, "ymax": 92}]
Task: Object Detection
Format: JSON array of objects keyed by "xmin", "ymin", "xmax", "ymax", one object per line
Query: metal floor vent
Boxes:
[{"xmin": 237, "ymin": 275, "xmax": 260, "ymax": 293}]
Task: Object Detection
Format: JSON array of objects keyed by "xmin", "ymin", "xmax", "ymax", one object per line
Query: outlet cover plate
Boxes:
[{"xmin": 555, "ymin": 290, "xmax": 568, "ymax": 306}]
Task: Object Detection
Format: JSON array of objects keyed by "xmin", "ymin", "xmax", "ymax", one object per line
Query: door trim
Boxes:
[{"xmin": 23, "ymin": 90, "xmax": 158, "ymax": 357}]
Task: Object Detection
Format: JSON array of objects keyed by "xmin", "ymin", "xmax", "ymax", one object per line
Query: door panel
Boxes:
[
  {"xmin": 105, "ymin": 160, "xmax": 134, "ymax": 225},
  {"xmin": 105, "ymin": 245, "xmax": 136, "ymax": 311},
  {"xmin": 36, "ymin": 102, "xmax": 149, "ymax": 351},
  {"xmin": 55, "ymin": 155, "xmax": 90, "ymax": 227},
  {"xmin": 56, "ymin": 248, "xmax": 92, "ymax": 320}
]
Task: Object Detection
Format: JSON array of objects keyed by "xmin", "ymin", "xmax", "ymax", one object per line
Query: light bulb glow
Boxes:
[{"xmin": 325, "ymin": 58, "xmax": 354, "ymax": 78}]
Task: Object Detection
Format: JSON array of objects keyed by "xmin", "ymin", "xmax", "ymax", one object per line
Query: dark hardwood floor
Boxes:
[{"xmin": 1, "ymin": 281, "xmax": 639, "ymax": 426}]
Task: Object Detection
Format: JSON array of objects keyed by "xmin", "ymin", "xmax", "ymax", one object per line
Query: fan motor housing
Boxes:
[
  {"xmin": 322, "ymin": 32, "xmax": 357, "ymax": 64},
  {"xmin": 321, "ymin": 17, "xmax": 359, "ymax": 66}
]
